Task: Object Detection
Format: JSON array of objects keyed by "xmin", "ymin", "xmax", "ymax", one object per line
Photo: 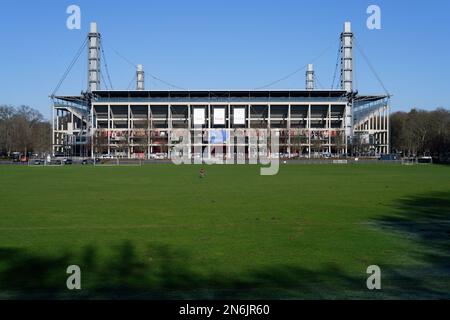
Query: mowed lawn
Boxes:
[{"xmin": 0, "ymin": 164, "xmax": 449, "ymax": 299}]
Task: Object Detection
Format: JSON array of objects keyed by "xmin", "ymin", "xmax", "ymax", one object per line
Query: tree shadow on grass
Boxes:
[
  {"xmin": 0, "ymin": 242, "xmax": 367, "ymax": 300},
  {"xmin": 372, "ymin": 191, "xmax": 450, "ymax": 299},
  {"xmin": 0, "ymin": 192, "xmax": 449, "ymax": 299}
]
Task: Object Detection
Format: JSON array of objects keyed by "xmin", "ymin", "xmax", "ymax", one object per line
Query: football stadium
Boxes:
[
  {"xmin": 1, "ymin": 7, "xmax": 449, "ymax": 304},
  {"xmin": 52, "ymin": 22, "xmax": 390, "ymax": 160}
]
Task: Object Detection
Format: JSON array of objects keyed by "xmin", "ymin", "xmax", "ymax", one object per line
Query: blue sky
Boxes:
[{"xmin": 0, "ymin": 0, "xmax": 449, "ymax": 118}]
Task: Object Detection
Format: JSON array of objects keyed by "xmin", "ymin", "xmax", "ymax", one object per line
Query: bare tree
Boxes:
[
  {"xmin": 0, "ymin": 105, "xmax": 15, "ymax": 156},
  {"xmin": 0, "ymin": 105, "xmax": 50, "ymax": 157},
  {"xmin": 334, "ymin": 130, "xmax": 345, "ymax": 156},
  {"xmin": 390, "ymin": 108, "xmax": 450, "ymax": 162}
]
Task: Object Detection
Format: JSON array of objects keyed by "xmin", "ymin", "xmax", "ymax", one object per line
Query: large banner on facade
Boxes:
[
  {"xmin": 234, "ymin": 108, "xmax": 246, "ymax": 125},
  {"xmin": 193, "ymin": 108, "xmax": 205, "ymax": 125},
  {"xmin": 213, "ymin": 108, "xmax": 226, "ymax": 125},
  {"xmin": 210, "ymin": 129, "xmax": 228, "ymax": 144}
]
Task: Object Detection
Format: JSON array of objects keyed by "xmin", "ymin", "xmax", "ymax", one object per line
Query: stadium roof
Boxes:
[
  {"xmin": 54, "ymin": 90, "xmax": 388, "ymax": 104},
  {"xmin": 92, "ymin": 89, "xmax": 349, "ymax": 99},
  {"xmin": 354, "ymin": 95, "xmax": 390, "ymax": 103}
]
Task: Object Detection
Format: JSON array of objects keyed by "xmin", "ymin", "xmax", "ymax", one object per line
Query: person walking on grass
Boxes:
[{"xmin": 199, "ymin": 168, "xmax": 206, "ymax": 178}]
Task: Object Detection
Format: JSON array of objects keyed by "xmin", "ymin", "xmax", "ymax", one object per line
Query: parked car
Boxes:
[
  {"xmin": 100, "ymin": 154, "xmax": 114, "ymax": 159},
  {"xmin": 34, "ymin": 159, "xmax": 44, "ymax": 165},
  {"xmin": 82, "ymin": 158, "xmax": 100, "ymax": 165},
  {"xmin": 153, "ymin": 153, "xmax": 167, "ymax": 160},
  {"xmin": 379, "ymin": 154, "xmax": 398, "ymax": 161},
  {"xmin": 12, "ymin": 152, "xmax": 21, "ymax": 162},
  {"xmin": 270, "ymin": 153, "xmax": 280, "ymax": 159}
]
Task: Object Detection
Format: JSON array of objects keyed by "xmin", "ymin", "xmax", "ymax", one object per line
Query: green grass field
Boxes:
[{"xmin": 0, "ymin": 164, "xmax": 449, "ymax": 299}]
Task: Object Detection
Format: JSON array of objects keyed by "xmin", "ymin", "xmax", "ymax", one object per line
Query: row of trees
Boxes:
[
  {"xmin": 0, "ymin": 105, "xmax": 52, "ymax": 157},
  {"xmin": 390, "ymin": 108, "xmax": 450, "ymax": 161}
]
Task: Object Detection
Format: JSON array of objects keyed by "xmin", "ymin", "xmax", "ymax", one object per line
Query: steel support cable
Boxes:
[
  {"xmin": 100, "ymin": 71, "xmax": 109, "ymax": 90},
  {"xmin": 127, "ymin": 74, "xmax": 136, "ymax": 90},
  {"xmin": 51, "ymin": 38, "xmax": 88, "ymax": 97},
  {"xmin": 148, "ymin": 74, "xmax": 187, "ymax": 90},
  {"xmin": 109, "ymin": 44, "xmax": 187, "ymax": 90},
  {"xmin": 100, "ymin": 42, "xmax": 114, "ymax": 90},
  {"xmin": 254, "ymin": 40, "xmax": 338, "ymax": 90},
  {"xmin": 109, "ymin": 41, "xmax": 337, "ymax": 92},
  {"xmin": 314, "ymin": 74, "xmax": 325, "ymax": 89},
  {"xmin": 331, "ymin": 43, "xmax": 341, "ymax": 89},
  {"xmin": 110, "ymin": 46, "xmax": 137, "ymax": 69},
  {"xmin": 354, "ymin": 37, "xmax": 391, "ymax": 97}
]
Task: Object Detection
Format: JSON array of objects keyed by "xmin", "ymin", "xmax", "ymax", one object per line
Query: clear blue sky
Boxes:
[{"xmin": 0, "ymin": 0, "xmax": 449, "ymax": 118}]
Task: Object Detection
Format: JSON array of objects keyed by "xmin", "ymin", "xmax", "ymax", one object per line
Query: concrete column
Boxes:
[
  {"xmin": 188, "ymin": 104, "xmax": 192, "ymax": 160},
  {"xmin": 107, "ymin": 105, "xmax": 111, "ymax": 156},
  {"xmin": 227, "ymin": 104, "xmax": 231, "ymax": 162},
  {"xmin": 128, "ymin": 104, "xmax": 131, "ymax": 158},
  {"xmin": 268, "ymin": 105, "xmax": 271, "ymax": 158},
  {"xmin": 148, "ymin": 105, "xmax": 151, "ymax": 156},
  {"xmin": 387, "ymin": 106, "xmax": 390, "ymax": 154},
  {"xmin": 168, "ymin": 105, "xmax": 172, "ymax": 159},
  {"xmin": 89, "ymin": 106, "xmax": 93, "ymax": 158},
  {"xmin": 52, "ymin": 107, "xmax": 56, "ymax": 156},
  {"xmin": 344, "ymin": 106, "xmax": 348, "ymax": 155},
  {"xmin": 328, "ymin": 104, "xmax": 332, "ymax": 154},
  {"xmin": 207, "ymin": 104, "xmax": 211, "ymax": 160},
  {"xmin": 308, "ymin": 104, "xmax": 311, "ymax": 158},
  {"xmin": 288, "ymin": 104, "xmax": 291, "ymax": 158}
]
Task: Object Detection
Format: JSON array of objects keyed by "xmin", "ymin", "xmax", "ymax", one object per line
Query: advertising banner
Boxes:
[
  {"xmin": 234, "ymin": 108, "xmax": 246, "ymax": 125},
  {"xmin": 213, "ymin": 108, "xmax": 226, "ymax": 125},
  {"xmin": 210, "ymin": 129, "xmax": 228, "ymax": 144},
  {"xmin": 193, "ymin": 108, "xmax": 205, "ymax": 125}
]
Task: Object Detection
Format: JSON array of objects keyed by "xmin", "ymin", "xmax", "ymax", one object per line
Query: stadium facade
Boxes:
[{"xmin": 52, "ymin": 22, "xmax": 390, "ymax": 159}]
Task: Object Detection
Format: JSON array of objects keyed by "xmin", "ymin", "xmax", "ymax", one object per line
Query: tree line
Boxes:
[
  {"xmin": 390, "ymin": 108, "xmax": 450, "ymax": 162},
  {"xmin": 0, "ymin": 105, "xmax": 51, "ymax": 158}
]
